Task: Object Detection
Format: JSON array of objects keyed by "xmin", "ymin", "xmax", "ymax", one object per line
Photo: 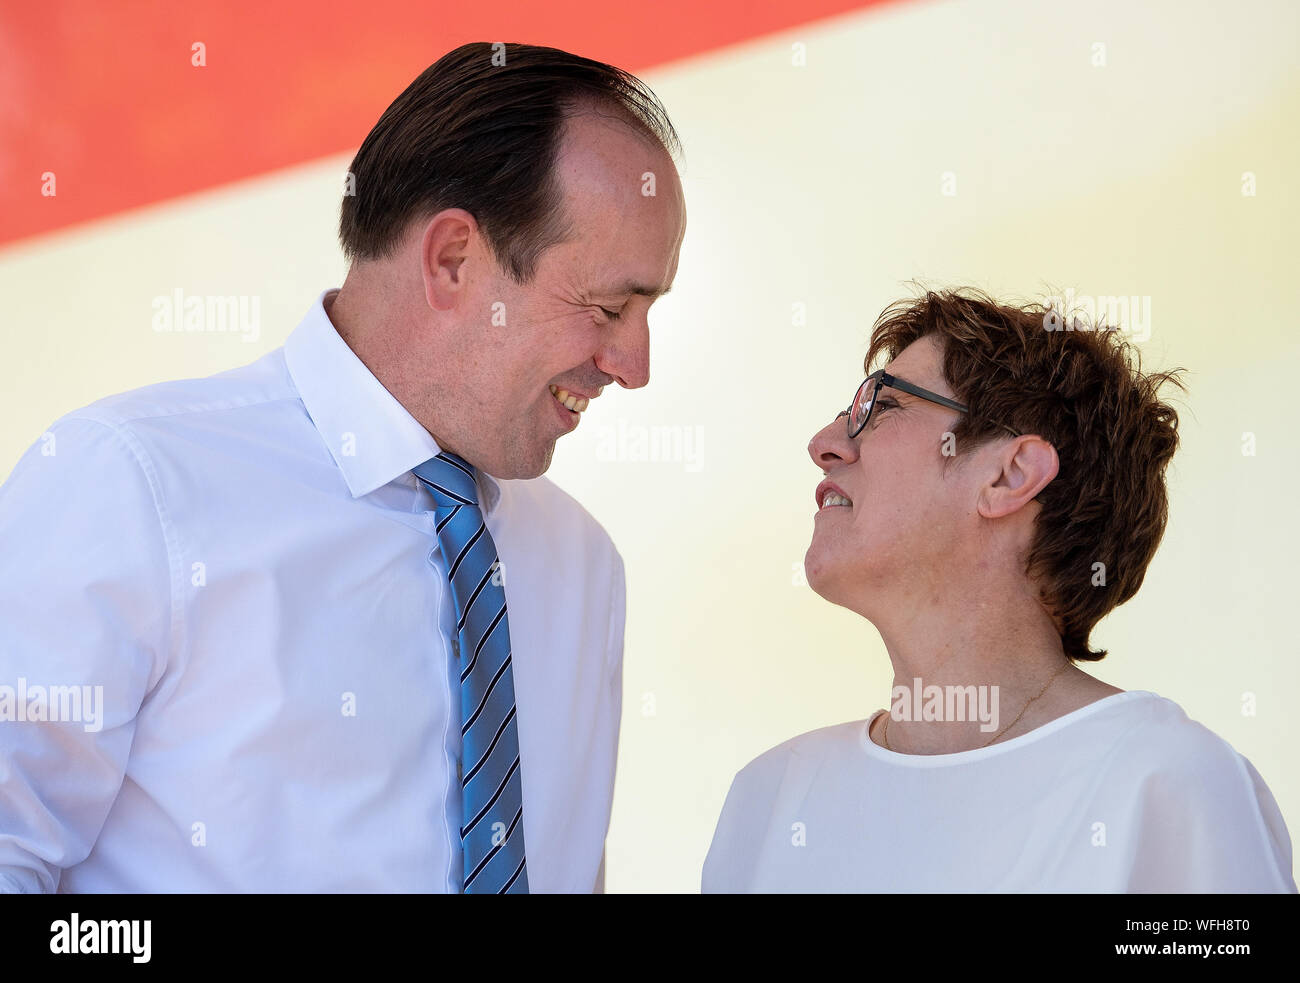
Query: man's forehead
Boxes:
[
  {"xmin": 566, "ymin": 207, "xmax": 682, "ymax": 300},
  {"xmin": 549, "ymin": 117, "xmax": 683, "ymax": 300},
  {"xmin": 557, "ymin": 113, "xmax": 674, "ymax": 191}
]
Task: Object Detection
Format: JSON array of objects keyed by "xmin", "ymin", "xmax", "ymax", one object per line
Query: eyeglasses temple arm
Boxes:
[{"xmin": 881, "ymin": 373, "xmax": 969, "ymax": 414}]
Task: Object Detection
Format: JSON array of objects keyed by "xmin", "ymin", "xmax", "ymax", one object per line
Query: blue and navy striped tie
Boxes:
[{"xmin": 413, "ymin": 451, "xmax": 529, "ymax": 894}]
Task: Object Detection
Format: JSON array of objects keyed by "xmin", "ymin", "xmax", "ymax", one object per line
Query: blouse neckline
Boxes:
[{"xmin": 857, "ymin": 690, "xmax": 1161, "ymax": 767}]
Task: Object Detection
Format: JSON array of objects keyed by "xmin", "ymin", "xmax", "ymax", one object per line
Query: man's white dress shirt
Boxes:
[{"xmin": 0, "ymin": 289, "xmax": 625, "ymax": 892}]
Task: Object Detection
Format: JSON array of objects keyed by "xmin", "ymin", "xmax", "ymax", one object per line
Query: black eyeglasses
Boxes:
[{"xmin": 837, "ymin": 369, "xmax": 1022, "ymax": 440}]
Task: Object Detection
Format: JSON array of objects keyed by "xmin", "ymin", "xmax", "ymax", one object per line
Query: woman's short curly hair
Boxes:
[{"xmin": 864, "ymin": 287, "xmax": 1186, "ymax": 662}]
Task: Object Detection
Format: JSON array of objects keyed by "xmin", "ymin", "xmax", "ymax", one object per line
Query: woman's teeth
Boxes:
[
  {"xmin": 822, "ymin": 492, "xmax": 852, "ymax": 509},
  {"xmin": 550, "ymin": 385, "xmax": 589, "ymax": 413}
]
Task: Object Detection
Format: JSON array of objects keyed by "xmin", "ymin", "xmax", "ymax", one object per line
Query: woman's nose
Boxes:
[{"xmin": 808, "ymin": 417, "xmax": 857, "ymax": 472}]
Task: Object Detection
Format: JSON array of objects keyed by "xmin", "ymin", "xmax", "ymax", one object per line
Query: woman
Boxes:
[{"xmin": 702, "ymin": 288, "xmax": 1295, "ymax": 893}]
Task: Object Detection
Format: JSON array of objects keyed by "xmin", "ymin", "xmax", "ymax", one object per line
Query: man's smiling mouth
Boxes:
[{"xmin": 549, "ymin": 384, "xmax": 592, "ymax": 414}]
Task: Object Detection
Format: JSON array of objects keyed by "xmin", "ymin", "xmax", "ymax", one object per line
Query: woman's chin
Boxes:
[
  {"xmin": 805, "ymin": 548, "xmax": 872, "ymax": 610},
  {"xmin": 802, "ymin": 549, "xmax": 837, "ymax": 598}
]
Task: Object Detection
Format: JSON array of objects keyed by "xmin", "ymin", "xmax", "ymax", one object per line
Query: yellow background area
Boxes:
[{"xmin": 2, "ymin": 0, "xmax": 1296, "ymax": 891}]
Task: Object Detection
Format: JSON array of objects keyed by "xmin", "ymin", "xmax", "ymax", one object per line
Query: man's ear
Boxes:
[
  {"xmin": 977, "ymin": 435, "xmax": 1058, "ymax": 519},
  {"xmin": 420, "ymin": 208, "xmax": 478, "ymax": 312}
]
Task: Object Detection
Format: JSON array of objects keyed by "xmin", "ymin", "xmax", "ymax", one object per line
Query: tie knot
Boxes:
[{"xmin": 413, "ymin": 451, "xmax": 480, "ymax": 511}]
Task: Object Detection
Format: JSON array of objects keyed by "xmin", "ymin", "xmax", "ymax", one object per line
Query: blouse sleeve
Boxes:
[
  {"xmin": 1125, "ymin": 723, "xmax": 1296, "ymax": 893},
  {"xmin": 702, "ymin": 769, "xmax": 754, "ymax": 893},
  {"xmin": 701, "ymin": 746, "xmax": 792, "ymax": 893}
]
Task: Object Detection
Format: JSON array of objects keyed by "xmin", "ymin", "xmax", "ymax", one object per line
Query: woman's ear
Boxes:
[{"xmin": 977, "ymin": 435, "xmax": 1058, "ymax": 518}]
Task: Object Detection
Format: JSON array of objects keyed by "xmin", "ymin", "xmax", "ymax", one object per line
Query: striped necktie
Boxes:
[{"xmin": 413, "ymin": 451, "xmax": 529, "ymax": 894}]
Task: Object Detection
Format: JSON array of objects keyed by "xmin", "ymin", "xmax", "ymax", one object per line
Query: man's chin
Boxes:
[{"xmin": 482, "ymin": 441, "xmax": 555, "ymax": 481}]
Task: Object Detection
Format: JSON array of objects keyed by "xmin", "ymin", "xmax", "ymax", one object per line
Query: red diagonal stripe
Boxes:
[{"xmin": 0, "ymin": 0, "xmax": 908, "ymax": 249}]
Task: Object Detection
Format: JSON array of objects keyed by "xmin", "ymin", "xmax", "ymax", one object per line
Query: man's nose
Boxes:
[
  {"xmin": 595, "ymin": 310, "xmax": 651, "ymax": 390},
  {"xmin": 808, "ymin": 417, "xmax": 857, "ymax": 471}
]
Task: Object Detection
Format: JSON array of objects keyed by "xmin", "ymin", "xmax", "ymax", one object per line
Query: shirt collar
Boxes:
[{"xmin": 284, "ymin": 288, "xmax": 501, "ymax": 512}]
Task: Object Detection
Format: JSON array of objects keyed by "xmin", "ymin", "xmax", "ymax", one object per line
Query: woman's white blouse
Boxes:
[{"xmin": 702, "ymin": 691, "xmax": 1295, "ymax": 892}]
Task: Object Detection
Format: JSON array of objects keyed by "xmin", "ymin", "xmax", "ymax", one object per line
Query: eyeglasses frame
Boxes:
[{"xmin": 840, "ymin": 369, "xmax": 1023, "ymax": 441}]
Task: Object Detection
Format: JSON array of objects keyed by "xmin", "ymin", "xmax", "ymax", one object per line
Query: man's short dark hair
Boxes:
[{"xmin": 339, "ymin": 42, "xmax": 681, "ymax": 282}]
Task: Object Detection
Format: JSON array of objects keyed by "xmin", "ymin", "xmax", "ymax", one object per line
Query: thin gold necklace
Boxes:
[{"xmin": 880, "ymin": 660, "xmax": 1071, "ymax": 753}]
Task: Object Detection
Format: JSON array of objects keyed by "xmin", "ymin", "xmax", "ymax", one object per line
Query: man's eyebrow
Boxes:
[{"xmin": 601, "ymin": 280, "xmax": 672, "ymax": 299}]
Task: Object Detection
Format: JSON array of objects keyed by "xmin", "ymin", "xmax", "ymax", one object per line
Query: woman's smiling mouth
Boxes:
[{"xmin": 816, "ymin": 480, "xmax": 854, "ymax": 511}]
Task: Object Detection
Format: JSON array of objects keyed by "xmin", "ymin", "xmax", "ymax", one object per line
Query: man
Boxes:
[{"xmin": 0, "ymin": 42, "xmax": 686, "ymax": 893}]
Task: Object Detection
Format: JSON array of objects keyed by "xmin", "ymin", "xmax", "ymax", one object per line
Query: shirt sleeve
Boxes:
[
  {"xmin": 1126, "ymin": 724, "xmax": 1297, "ymax": 893},
  {"xmin": 0, "ymin": 416, "xmax": 172, "ymax": 892},
  {"xmin": 595, "ymin": 548, "xmax": 625, "ymax": 893},
  {"xmin": 605, "ymin": 547, "xmax": 626, "ymax": 683}
]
